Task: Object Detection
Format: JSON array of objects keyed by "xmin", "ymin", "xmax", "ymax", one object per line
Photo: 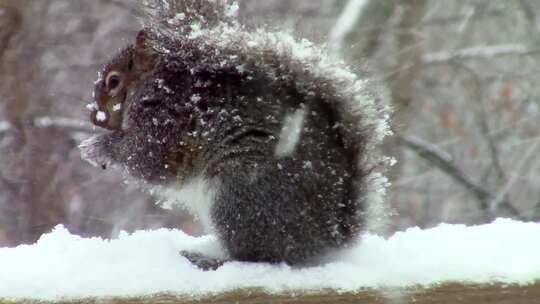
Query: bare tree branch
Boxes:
[
  {"xmin": 454, "ymin": 62, "xmax": 507, "ymax": 185},
  {"xmin": 390, "ymin": 0, "xmax": 427, "ymax": 109},
  {"xmin": 0, "ymin": 117, "xmax": 96, "ymax": 136},
  {"xmin": 397, "ymin": 134, "xmax": 522, "ymax": 219},
  {"xmin": 382, "ymin": 0, "xmax": 427, "ymax": 182},
  {"xmin": 328, "ymin": 0, "xmax": 370, "ymax": 55},
  {"xmin": 104, "ymin": 0, "xmax": 137, "ymax": 12},
  {"xmin": 488, "ymin": 138, "xmax": 540, "ymax": 215},
  {"xmin": 397, "ymin": 134, "xmax": 489, "ymax": 202},
  {"xmin": 420, "ymin": 9, "xmax": 506, "ymax": 27},
  {"xmin": 0, "ymin": 5, "xmax": 21, "ymax": 59},
  {"xmin": 518, "ymin": 0, "xmax": 536, "ymax": 27},
  {"xmin": 33, "ymin": 117, "xmax": 96, "ymax": 134},
  {"xmin": 422, "ymin": 44, "xmax": 539, "ymax": 65},
  {"xmin": 328, "ymin": 0, "xmax": 396, "ymax": 61}
]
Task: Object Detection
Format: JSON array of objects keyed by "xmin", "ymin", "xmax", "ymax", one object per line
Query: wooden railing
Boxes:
[{"xmin": 2, "ymin": 282, "xmax": 539, "ymax": 304}]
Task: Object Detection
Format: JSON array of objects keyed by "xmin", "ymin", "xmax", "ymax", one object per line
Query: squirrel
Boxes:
[{"xmin": 80, "ymin": 0, "xmax": 390, "ymax": 270}]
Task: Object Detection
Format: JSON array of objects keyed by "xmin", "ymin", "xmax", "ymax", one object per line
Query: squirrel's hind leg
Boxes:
[{"xmin": 180, "ymin": 250, "xmax": 230, "ymax": 271}]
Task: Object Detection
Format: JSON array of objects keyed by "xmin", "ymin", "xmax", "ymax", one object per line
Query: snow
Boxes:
[
  {"xmin": 95, "ymin": 111, "xmax": 107, "ymax": 122},
  {"xmin": 275, "ymin": 108, "xmax": 306, "ymax": 158},
  {"xmin": 85, "ymin": 102, "xmax": 97, "ymax": 111},
  {"xmin": 0, "ymin": 121, "xmax": 9, "ymax": 133},
  {"xmin": 0, "ymin": 218, "xmax": 539, "ymax": 300},
  {"xmin": 168, "ymin": 12, "xmax": 185, "ymax": 24},
  {"xmin": 190, "ymin": 94, "xmax": 201, "ymax": 103},
  {"xmin": 328, "ymin": 0, "xmax": 369, "ymax": 54},
  {"xmin": 224, "ymin": 2, "xmax": 239, "ymax": 19}
]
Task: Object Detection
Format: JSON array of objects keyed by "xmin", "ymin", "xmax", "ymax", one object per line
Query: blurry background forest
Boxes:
[{"xmin": 1, "ymin": 0, "xmax": 540, "ymax": 246}]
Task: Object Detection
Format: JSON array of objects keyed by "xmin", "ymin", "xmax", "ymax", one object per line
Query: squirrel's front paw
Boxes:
[{"xmin": 180, "ymin": 250, "xmax": 227, "ymax": 271}]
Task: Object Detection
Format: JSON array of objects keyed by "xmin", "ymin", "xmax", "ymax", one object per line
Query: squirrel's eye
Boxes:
[{"xmin": 106, "ymin": 72, "xmax": 122, "ymax": 92}]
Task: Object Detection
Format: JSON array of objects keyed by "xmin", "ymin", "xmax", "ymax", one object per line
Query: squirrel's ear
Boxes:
[
  {"xmin": 133, "ymin": 29, "xmax": 158, "ymax": 73},
  {"xmin": 136, "ymin": 29, "xmax": 147, "ymax": 49}
]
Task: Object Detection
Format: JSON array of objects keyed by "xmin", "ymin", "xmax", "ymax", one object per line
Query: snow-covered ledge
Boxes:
[{"xmin": 1, "ymin": 219, "xmax": 539, "ymax": 303}]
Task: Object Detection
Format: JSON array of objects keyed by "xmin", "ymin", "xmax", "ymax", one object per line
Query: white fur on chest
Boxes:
[{"xmin": 157, "ymin": 176, "xmax": 219, "ymax": 233}]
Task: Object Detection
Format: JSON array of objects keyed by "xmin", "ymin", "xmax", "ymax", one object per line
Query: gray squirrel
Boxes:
[{"xmin": 80, "ymin": 0, "xmax": 390, "ymax": 270}]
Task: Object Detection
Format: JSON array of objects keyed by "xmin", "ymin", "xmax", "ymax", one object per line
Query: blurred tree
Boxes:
[{"xmin": 0, "ymin": 0, "xmax": 198, "ymax": 246}]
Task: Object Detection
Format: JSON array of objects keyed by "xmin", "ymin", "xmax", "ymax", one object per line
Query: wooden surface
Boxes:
[{"xmin": 2, "ymin": 282, "xmax": 539, "ymax": 304}]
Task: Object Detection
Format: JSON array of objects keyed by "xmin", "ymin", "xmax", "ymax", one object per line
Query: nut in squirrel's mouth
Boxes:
[{"xmin": 88, "ymin": 97, "xmax": 128, "ymax": 132}]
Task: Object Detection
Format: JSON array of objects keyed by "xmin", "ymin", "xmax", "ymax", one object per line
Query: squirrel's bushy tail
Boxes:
[{"xmin": 137, "ymin": 0, "xmax": 239, "ymax": 36}]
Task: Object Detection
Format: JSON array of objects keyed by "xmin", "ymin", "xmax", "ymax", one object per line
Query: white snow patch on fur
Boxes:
[
  {"xmin": 156, "ymin": 176, "xmax": 219, "ymax": 233},
  {"xmin": 275, "ymin": 108, "xmax": 306, "ymax": 158}
]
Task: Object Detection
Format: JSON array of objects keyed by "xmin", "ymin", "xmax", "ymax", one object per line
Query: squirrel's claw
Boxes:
[{"xmin": 180, "ymin": 250, "xmax": 227, "ymax": 271}]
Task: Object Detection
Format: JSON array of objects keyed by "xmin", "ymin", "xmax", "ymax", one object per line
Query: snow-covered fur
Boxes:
[{"xmin": 80, "ymin": 0, "xmax": 391, "ymax": 266}]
